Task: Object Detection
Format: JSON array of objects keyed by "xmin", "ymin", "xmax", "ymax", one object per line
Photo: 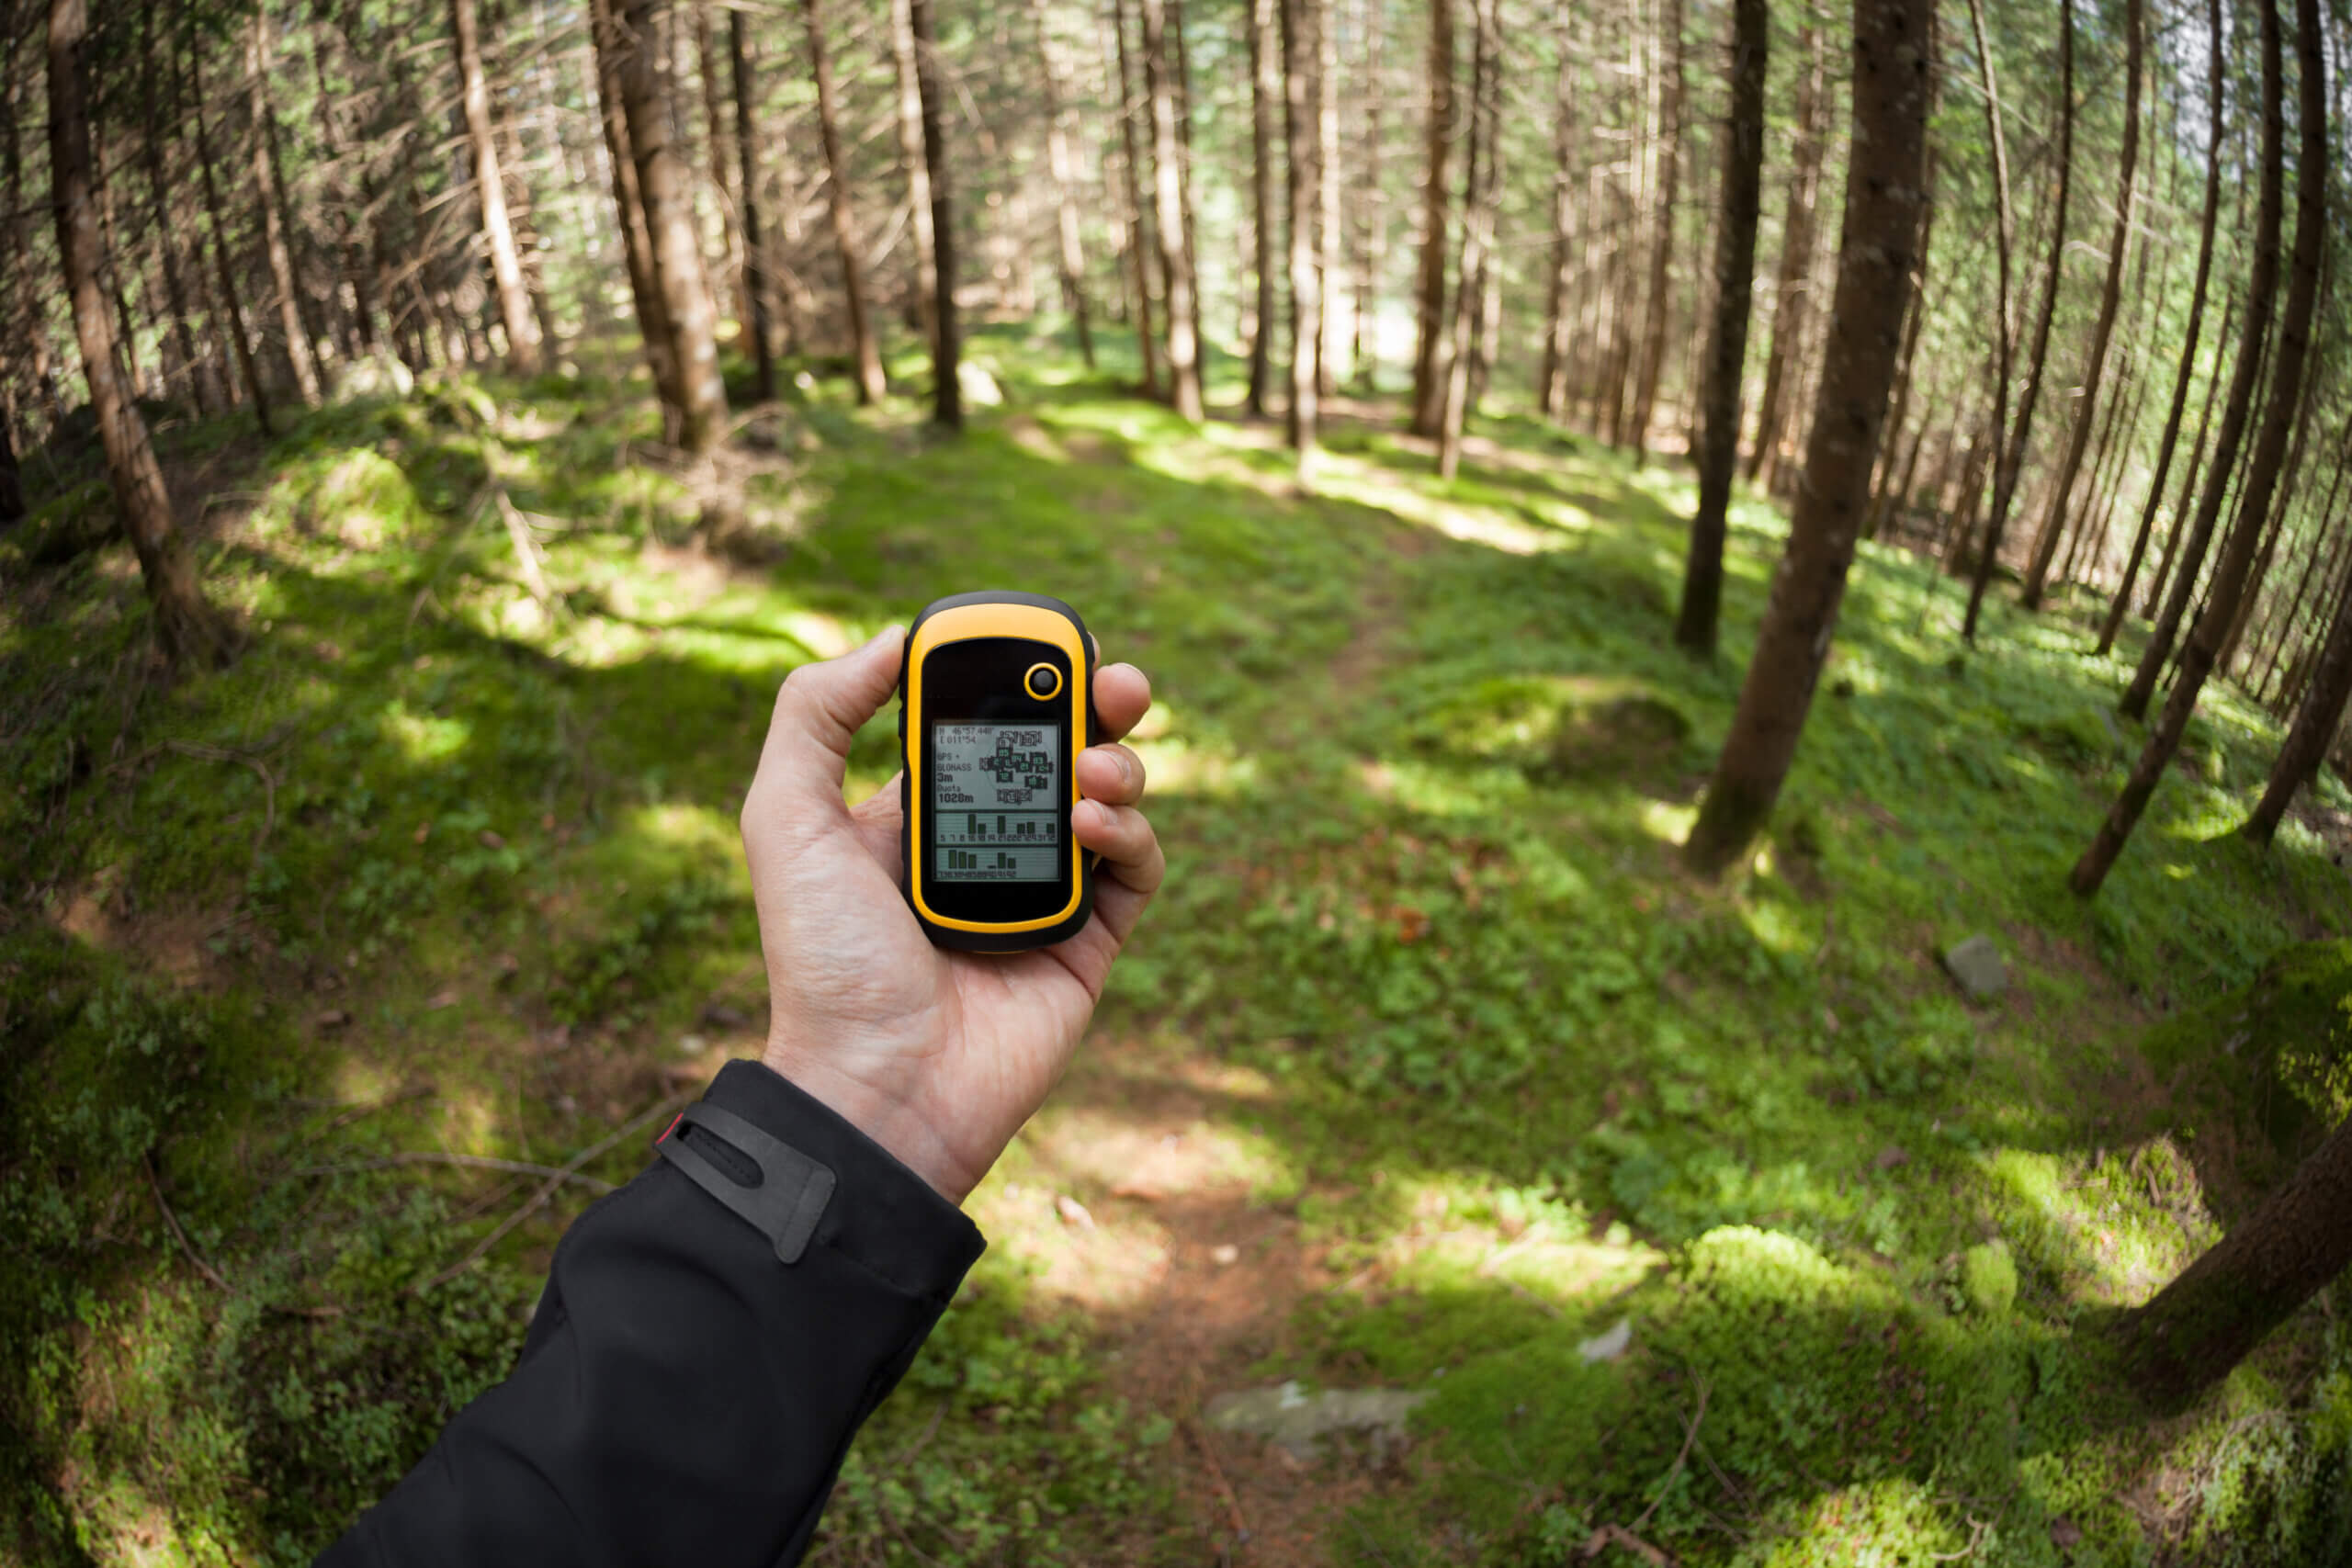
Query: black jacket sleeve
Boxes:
[{"xmin": 315, "ymin": 1058, "xmax": 987, "ymax": 1568}]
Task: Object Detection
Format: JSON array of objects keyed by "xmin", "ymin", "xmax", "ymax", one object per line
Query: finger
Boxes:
[
  {"xmin": 1091, "ymin": 662, "xmax": 1151, "ymax": 745},
  {"xmin": 1076, "ymin": 743, "xmax": 1145, "ymax": 808},
  {"xmin": 1075, "ymin": 799, "xmax": 1163, "ymax": 949},
  {"xmin": 1073, "ymin": 798, "xmax": 1165, "ymax": 900},
  {"xmin": 752, "ymin": 626, "xmax": 905, "ymax": 810},
  {"xmin": 848, "ymin": 771, "xmax": 907, "ymax": 876}
]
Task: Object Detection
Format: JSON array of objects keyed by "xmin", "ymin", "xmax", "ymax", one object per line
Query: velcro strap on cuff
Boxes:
[{"xmin": 656, "ymin": 1100, "xmax": 837, "ymax": 1265}]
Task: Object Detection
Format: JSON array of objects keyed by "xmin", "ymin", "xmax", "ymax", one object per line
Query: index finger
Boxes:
[{"xmin": 1091, "ymin": 662, "xmax": 1151, "ymax": 745}]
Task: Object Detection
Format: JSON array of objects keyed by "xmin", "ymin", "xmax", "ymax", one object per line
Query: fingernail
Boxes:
[{"xmin": 1114, "ymin": 750, "xmax": 1132, "ymax": 784}]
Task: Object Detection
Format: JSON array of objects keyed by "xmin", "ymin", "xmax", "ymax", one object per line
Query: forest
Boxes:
[{"xmin": 6, "ymin": 0, "xmax": 2352, "ymax": 1553}]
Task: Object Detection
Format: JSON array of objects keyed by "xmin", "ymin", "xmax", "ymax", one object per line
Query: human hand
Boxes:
[{"xmin": 740, "ymin": 626, "xmax": 1164, "ymax": 1202}]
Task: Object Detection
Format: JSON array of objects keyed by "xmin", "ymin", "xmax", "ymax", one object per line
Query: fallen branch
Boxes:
[
  {"xmin": 144, "ymin": 1151, "xmax": 231, "ymax": 1293},
  {"xmin": 1182, "ymin": 1416, "xmax": 1250, "ymax": 1545},
  {"xmin": 1627, "ymin": 1377, "xmax": 1710, "ymax": 1536},
  {"xmin": 1581, "ymin": 1523, "xmax": 1673, "ymax": 1566},
  {"xmin": 418, "ymin": 1089, "xmax": 693, "ymax": 1292}
]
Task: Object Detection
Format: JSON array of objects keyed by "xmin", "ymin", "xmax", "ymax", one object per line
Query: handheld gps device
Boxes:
[{"xmin": 899, "ymin": 592, "xmax": 1096, "ymax": 952}]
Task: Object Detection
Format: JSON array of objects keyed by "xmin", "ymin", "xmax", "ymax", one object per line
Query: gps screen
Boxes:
[{"xmin": 931, "ymin": 722, "xmax": 1062, "ymax": 882}]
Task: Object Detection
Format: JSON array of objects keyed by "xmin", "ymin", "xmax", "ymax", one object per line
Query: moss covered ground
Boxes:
[{"xmin": 6, "ymin": 326, "xmax": 2352, "ymax": 1564}]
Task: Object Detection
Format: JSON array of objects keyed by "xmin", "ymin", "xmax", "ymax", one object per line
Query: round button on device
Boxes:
[{"xmin": 1023, "ymin": 661, "xmax": 1063, "ymax": 701}]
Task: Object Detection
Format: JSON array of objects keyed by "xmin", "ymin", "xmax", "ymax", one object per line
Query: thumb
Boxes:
[{"xmin": 754, "ymin": 626, "xmax": 906, "ymax": 807}]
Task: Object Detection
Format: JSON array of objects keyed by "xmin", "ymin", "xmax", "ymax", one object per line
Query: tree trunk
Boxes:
[
  {"xmin": 1863, "ymin": 143, "xmax": 1936, "ymax": 541},
  {"xmin": 908, "ymin": 0, "xmax": 959, "ymax": 429},
  {"xmin": 1028, "ymin": 0, "xmax": 1094, "ymax": 367},
  {"xmin": 592, "ymin": 0, "xmax": 684, "ymax": 423},
  {"xmin": 616, "ymin": 0, "xmax": 729, "ymax": 454},
  {"xmin": 1141, "ymin": 0, "xmax": 1204, "ymax": 420},
  {"xmin": 1745, "ymin": 23, "xmax": 1826, "ymax": 485},
  {"xmin": 1624, "ymin": 0, "xmax": 1683, "ymax": 461},
  {"xmin": 1246, "ymin": 0, "xmax": 1278, "ymax": 413},
  {"xmin": 798, "ymin": 0, "xmax": 884, "ymax": 404},
  {"xmin": 2100, "ymin": 0, "xmax": 2222, "ymax": 654},
  {"xmin": 2022, "ymin": 0, "xmax": 2138, "ymax": 608},
  {"xmin": 2219, "ymin": 327, "xmax": 2326, "ymax": 674},
  {"xmin": 2111, "ymin": 1106, "xmax": 2352, "ymax": 1408},
  {"xmin": 1314, "ymin": 0, "xmax": 1342, "ymax": 397},
  {"xmin": 1671, "ymin": 0, "xmax": 1766, "ymax": 657},
  {"xmin": 187, "ymin": 34, "xmax": 271, "ymax": 435},
  {"xmin": 2254, "ymin": 431, "xmax": 2352, "ymax": 705},
  {"xmin": 728, "ymin": 10, "xmax": 775, "ymax": 401},
  {"xmin": 1684, "ymin": 0, "xmax": 1930, "ymax": 876},
  {"xmin": 453, "ymin": 0, "xmax": 543, "ymax": 375},
  {"xmin": 246, "ymin": 12, "xmax": 320, "ymax": 402},
  {"xmin": 49, "ymin": 0, "xmax": 229, "ymax": 666},
  {"xmin": 137, "ymin": 27, "xmax": 207, "ymax": 418},
  {"xmin": 1434, "ymin": 0, "xmax": 1497, "ymax": 479},
  {"xmin": 2070, "ymin": 0, "xmax": 2321, "ymax": 898},
  {"xmin": 1170, "ymin": 0, "xmax": 1205, "ymax": 374},
  {"xmin": 1110, "ymin": 0, "xmax": 1160, "ymax": 398},
  {"xmin": 694, "ymin": 1, "xmax": 752, "ymax": 344},
  {"xmin": 1351, "ymin": 0, "xmax": 1384, "ymax": 389},
  {"xmin": 1536, "ymin": 3, "xmax": 1577, "ymax": 420},
  {"xmin": 1282, "ymin": 0, "xmax": 1322, "ymax": 458},
  {"xmin": 1966, "ymin": 0, "xmax": 2071, "ymax": 638},
  {"xmin": 888, "ymin": 0, "xmax": 942, "ymax": 359},
  {"xmin": 2138, "ymin": 289, "xmax": 2234, "ymax": 628},
  {"xmin": 1407, "ymin": 0, "xmax": 1453, "ymax": 437}
]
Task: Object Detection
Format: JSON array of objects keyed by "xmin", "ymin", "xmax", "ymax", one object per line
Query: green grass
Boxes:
[{"xmin": 6, "ymin": 322, "xmax": 2352, "ymax": 1565}]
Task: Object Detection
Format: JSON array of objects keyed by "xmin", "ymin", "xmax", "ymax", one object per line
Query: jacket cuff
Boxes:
[{"xmin": 695, "ymin": 1057, "xmax": 985, "ymax": 1303}]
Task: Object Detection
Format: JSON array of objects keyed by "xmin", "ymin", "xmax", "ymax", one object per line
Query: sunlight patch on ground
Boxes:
[
  {"xmin": 1138, "ymin": 732, "xmax": 1261, "ymax": 796},
  {"xmin": 1978, "ymin": 1142, "xmax": 2219, "ymax": 1308},
  {"xmin": 379, "ymin": 698, "xmax": 471, "ymax": 763},
  {"xmin": 1639, "ymin": 799, "xmax": 1699, "ymax": 843},
  {"xmin": 1752, "ymin": 1478, "xmax": 1976, "ymax": 1564}
]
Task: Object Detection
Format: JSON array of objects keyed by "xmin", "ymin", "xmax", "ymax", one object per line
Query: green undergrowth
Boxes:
[{"xmin": 6, "ymin": 323, "xmax": 2352, "ymax": 1563}]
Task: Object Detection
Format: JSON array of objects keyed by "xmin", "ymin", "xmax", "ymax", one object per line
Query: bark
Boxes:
[
  {"xmin": 2110, "ymin": 1106, "xmax": 2352, "ymax": 1407},
  {"xmin": 1407, "ymin": 0, "xmax": 1453, "ymax": 436},
  {"xmin": 908, "ymin": 0, "xmax": 959, "ymax": 428},
  {"xmin": 592, "ymin": 0, "xmax": 683, "ymax": 421},
  {"xmin": 247, "ymin": 12, "xmax": 320, "ymax": 402},
  {"xmin": 1028, "ymin": 0, "xmax": 1094, "ymax": 367},
  {"xmin": 1967, "ymin": 0, "xmax": 2071, "ymax": 638},
  {"xmin": 1141, "ymin": 0, "xmax": 1203, "ymax": 420},
  {"xmin": 1536, "ymin": 4, "xmax": 1577, "ymax": 420},
  {"xmin": 2022, "ymin": 0, "xmax": 2139, "ymax": 608},
  {"xmin": 1170, "ymin": 0, "xmax": 1204, "ymax": 370},
  {"xmin": 2, "ymin": 19, "xmax": 63, "ymax": 437},
  {"xmin": 49, "ymin": 0, "xmax": 228, "ymax": 666},
  {"xmin": 1671, "ymin": 0, "xmax": 1765, "ymax": 657},
  {"xmin": 305, "ymin": 28, "xmax": 380, "ymax": 359},
  {"xmin": 1434, "ymin": 0, "xmax": 1498, "ymax": 479},
  {"xmin": 1110, "ymin": 0, "xmax": 1160, "ymax": 397},
  {"xmin": 188, "ymin": 35, "xmax": 271, "ymax": 435},
  {"xmin": 2070, "ymin": 0, "xmax": 2320, "ymax": 898},
  {"xmin": 453, "ymin": 0, "xmax": 543, "ymax": 374},
  {"xmin": 799, "ymin": 0, "xmax": 885, "ymax": 404},
  {"xmin": 1625, "ymin": 0, "xmax": 1683, "ymax": 460},
  {"xmin": 1283, "ymin": 0, "xmax": 1322, "ymax": 457},
  {"xmin": 1246, "ymin": 0, "xmax": 1278, "ymax": 413},
  {"xmin": 1684, "ymin": 0, "xmax": 1931, "ymax": 877},
  {"xmin": 616, "ymin": 0, "xmax": 729, "ymax": 454},
  {"xmin": 2255, "ymin": 432, "xmax": 2352, "ymax": 705},
  {"xmin": 729, "ymin": 10, "xmax": 775, "ymax": 401}
]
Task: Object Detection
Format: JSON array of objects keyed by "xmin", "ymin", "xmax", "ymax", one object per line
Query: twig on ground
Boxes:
[
  {"xmin": 1928, "ymin": 1517, "xmax": 1991, "ymax": 1562},
  {"xmin": 895, "ymin": 1399, "xmax": 949, "ymax": 1467},
  {"xmin": 1580, "ymin": 1523, "xmax": 1673, "ymax": 1566},
  {"xmin": 418, "ymin": 1089, "xmax": 693, "ymax": 1292},
  {"xmin": 1627, "ymin": 1377, "xmax": 1709, "ymax": 1537},
  {"xmin": 144, "ymin": 1152, "xmax": 231, "ymax": 1293},
  {"xmin": 1182, "ymin": 1416, "xmax": 1250, "ymax": 1545},
  {"xmin": 297, "ymin": 1151, "xmax": 619, "ymax": 1193}
]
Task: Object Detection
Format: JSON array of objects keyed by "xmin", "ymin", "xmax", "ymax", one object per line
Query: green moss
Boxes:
[{"xmin": 1963, "ymin": 1240, "xmax": 2019, "ymax": 1316}]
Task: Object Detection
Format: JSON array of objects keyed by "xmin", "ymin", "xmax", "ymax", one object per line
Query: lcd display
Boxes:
[{"xmin": 930, "ymin": 722, "xmax": 1062, "ymax": 881}]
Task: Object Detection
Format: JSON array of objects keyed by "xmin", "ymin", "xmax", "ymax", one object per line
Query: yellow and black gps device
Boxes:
[{"xmin": 899, "ymin": 591, "xmax": 1096, "ymax": 952}]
